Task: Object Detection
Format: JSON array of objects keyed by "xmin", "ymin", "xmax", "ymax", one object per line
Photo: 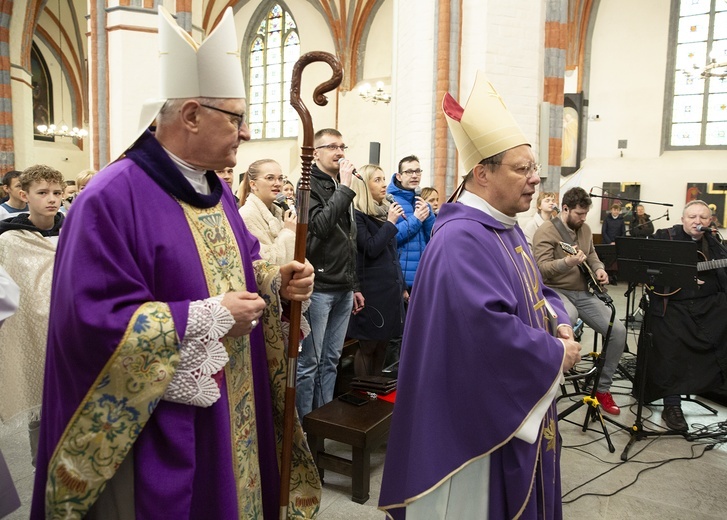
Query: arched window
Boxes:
[
  {"xmin": 666, "ymin": 0, "xmax": 727, "ymax": 149},
  {"xmin": 247, "ymin": 3, "xmax": 300, "ymax": 140},
  {"xmin": 31, "ymin": 43, "xmax": 54, "ymax": 141}
]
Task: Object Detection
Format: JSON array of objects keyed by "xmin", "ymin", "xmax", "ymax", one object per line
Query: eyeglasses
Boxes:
[
  {"xmin": 199, "ymin": 104, "xmax": 246, "ymax": 130},
  {"xmin": 400, "ymin": 168, "xmax": 423, "ymax": 176},
  {"xmin": 259, "ymin": 175, "xmax": 285, "ymax": 184},
  {"xmin": 315, "ymin": 144, "xmax": 348, "ymax": 152},
  {"xmin": 494, "ymin": 162, "xmax": 541, "ymax": 178}
]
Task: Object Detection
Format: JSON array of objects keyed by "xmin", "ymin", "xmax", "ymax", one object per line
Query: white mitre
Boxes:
[
  {"xmin": 133, "ymin": 6, "xmax": 245, "ymax": 148},
  {"xmin": 442, "ymin": 71, "xmax": 529, "ymax": 173}
]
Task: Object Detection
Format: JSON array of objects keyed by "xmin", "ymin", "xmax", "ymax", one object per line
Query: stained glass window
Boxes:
[
  {"xmin": 248, "ymin": 3, "xmax": 300, "ymax": 140},
  {"xmin": 668, "ymin": 1, "xmax": 727, "ymax": 148}
]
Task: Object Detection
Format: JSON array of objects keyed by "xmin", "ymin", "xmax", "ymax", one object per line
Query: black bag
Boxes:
[{"xmin": 350, "ymin": 375, "xmax": 397, "ymax": 395}]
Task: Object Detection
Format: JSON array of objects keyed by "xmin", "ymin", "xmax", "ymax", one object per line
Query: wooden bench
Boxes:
[{"xmin": 303, "ymin": 396, "xmax": 394, "ymax": 504}]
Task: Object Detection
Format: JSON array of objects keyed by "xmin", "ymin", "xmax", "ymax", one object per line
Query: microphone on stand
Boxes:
[
  {"xmin": 666, "ymin": 209, "xmax": 670, "ymax": 221},
  {"xmin": 552, "ymin": 205, "xmax": 560, "ymax": 214},
  {"xmin": 696, "ymin": 225, "xmax": 717, "ymax": 233}
]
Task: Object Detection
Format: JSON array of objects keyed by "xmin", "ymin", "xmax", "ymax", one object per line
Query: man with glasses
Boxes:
[
  {"xmin": 380, "ymin": 72, "xmax": 580, "ymax": 519},
  {"xmin": 296, "ymin": 128, "xmax": 364, "ymax": 419},
  {"xmin": 30, "ymin": 8, "xmax": 320, "ymax": 519},
  {"xmin": 387, "ymin": 154, "xmax": 436, "ymax": 294},
  {"xmin": 533, "ymin": 186, "xmax": 627, "ymax": 416}
]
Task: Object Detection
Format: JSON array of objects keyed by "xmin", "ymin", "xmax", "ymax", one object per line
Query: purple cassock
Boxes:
[
  {"xmin": 31, "ymin": 131, "xmax": 280, "ymax": 519},
  {"xmin": 379, "ymin": 202, "xmax": 569, "ymax": 519}
]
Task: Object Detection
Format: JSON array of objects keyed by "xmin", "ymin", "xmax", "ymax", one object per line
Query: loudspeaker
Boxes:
[{"xmin": 369, "ymin": 142, "xmax": 381, "ymax": 165}]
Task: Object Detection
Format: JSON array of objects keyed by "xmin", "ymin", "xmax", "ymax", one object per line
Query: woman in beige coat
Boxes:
[{"xmin": 238, "ymin": 159, "xmax": 297, "ymax": 265}]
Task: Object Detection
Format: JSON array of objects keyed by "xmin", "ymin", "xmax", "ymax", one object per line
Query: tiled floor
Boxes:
[{"xmin": 3, "ymin": 287, "xmax": 727, "ymax": 519}]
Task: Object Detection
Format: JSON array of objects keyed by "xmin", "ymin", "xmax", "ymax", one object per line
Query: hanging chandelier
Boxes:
[
  {"xmin": 36, "ymin": 0, "xmax": 87, "ymax": 139},
  {"xmin": 358, "ymin": 81, "xmax": 392, "ymax": 104}
]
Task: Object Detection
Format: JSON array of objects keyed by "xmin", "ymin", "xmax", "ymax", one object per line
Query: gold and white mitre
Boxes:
[
  {"xmin": 135, "ymin": 6, "xmax": 246, "ymax": 145},
  {"xmin": 442, "ymin": 71, "xmax": 528, "ymax": 173}
]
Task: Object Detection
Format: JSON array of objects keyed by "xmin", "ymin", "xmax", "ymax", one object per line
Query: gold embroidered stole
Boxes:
[
  {"xmin": 179, "ymin": 202, "xmax": 321, "ymax": 519},
  {"xmin": 178, "ymin": 202, "xmax": 263, "ymax": 517},
  {"xmin": 45, "ymin": 302, "xmax": 179, "ymax": 519}
]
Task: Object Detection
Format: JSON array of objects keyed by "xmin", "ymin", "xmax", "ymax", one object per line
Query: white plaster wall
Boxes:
[
  {"xmin": 391, "ymin": 0, "xmax": 437, "ymax": 184},
  {"xmin": 575, "ymin": 0, "xmax": 727, "ymax": 233},
  {"xmin": 106, "ymin": 10, "xmax": 159, "ymax": 160}
]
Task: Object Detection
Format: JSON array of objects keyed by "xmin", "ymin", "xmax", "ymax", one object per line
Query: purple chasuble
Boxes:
[
  {"xmin": 379, "ymin": 202, "xmax": 568, "ymax": 519},
  {"xmin": 31, "ymin": 131, "xmax": 279, "ymax": 519}
]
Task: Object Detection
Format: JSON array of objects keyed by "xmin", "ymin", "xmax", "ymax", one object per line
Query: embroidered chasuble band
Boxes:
[{"xmin": 45, "ymin": 302, "xmax": 179, "ymax": 518}]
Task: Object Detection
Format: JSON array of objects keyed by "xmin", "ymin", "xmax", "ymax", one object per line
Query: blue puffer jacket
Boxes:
[{"xmin": 386, "ymin": 176, "xmax": 436, "ymax": 289}]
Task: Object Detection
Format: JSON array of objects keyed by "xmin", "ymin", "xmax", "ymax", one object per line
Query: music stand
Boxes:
[{"xmin": 614, "ymin": 238, "xmax": 707, "ymax": 460}]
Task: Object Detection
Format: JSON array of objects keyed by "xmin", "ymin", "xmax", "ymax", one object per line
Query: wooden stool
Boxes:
[{"xmin": 303, "ymin": 396, "xmax": 393, "ymax": 504}]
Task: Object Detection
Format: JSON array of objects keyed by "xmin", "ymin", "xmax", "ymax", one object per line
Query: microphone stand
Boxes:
[{"xmin": 628, "ymin": 211, "xmax": 670, "ymax": 235}]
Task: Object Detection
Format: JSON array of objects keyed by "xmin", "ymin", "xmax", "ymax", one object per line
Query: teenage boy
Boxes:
[
  {"xmin": 0, "ymin": 164, "xmax": 64, "ymax": 467},
  {"xmin": 0, "ymin": 171, "xmax": 29, "ymax": 221}
]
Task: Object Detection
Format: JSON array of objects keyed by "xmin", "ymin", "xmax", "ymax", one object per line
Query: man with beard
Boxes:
[{"xmin": 533, "ymin": 186, "xmax": 627, "ymax": 416}]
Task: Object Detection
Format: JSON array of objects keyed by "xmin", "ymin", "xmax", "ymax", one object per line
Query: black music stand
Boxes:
[
  {"xmin": 615, "ymin": 238, "xmax": 712, "ymax": 460},
  {"xmin": 557, "ymin": 281, "xmax": 631, "ymax": 453}
]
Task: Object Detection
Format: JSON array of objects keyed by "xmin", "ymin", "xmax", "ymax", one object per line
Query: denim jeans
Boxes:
[{"xmin": 296, "ymin": 290, "xmax": 353, "ymax": 418}]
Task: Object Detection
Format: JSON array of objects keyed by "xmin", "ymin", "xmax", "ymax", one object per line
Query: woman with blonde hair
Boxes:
[
  {"xmin": 75, "ymin": 169, "xmax": 97, "ymax": 194},
  {"xmin": 347, "ymin": 164, "xmax": 406, "ymax": 376},
  {"xmin": 238, "ymin": 159, "xmax": 297, "ymax": 265},
  {"xmin": 522, "ymin": 190, "xmax": 557, "ymax": 249}
]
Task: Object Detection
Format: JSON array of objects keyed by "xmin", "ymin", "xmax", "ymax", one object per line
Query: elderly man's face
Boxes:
[
  {"xmin": 483, "ymin": 145, "xmax": 539, "ymax": 217},
  {"xmin": 682, "ymin": 203, "xmax": 711, "ymax": 239},
  {"xmin": 196, "ymin": 99, "xmax": 250, "ymax": 170}
]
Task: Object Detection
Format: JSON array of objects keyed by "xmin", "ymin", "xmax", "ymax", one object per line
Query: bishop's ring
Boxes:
[{"xmin": 250, "ymin": 319, "xmax": 259, "ymax": 328}]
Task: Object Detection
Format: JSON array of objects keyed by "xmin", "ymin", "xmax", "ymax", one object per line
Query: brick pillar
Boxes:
[
  {"xmin": 543, "ymin": 0, "xmax": 568, "ymax": 193},
  {"xmin": 0, "ymin": 0, "xmax": 14, "ymax": 174}
]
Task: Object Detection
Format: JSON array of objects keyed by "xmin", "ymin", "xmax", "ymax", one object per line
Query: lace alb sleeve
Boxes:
[{"xmin": 162, "ymin": 295, "xmax": 233, "ymax": 407}]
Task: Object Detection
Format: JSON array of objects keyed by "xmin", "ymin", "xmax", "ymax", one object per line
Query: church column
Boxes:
[
  {"xmin": 93, "ymin": 1, "xmax": 159, "ymax": 165},
  {"xmin": 433, "ymin": 0, "xmax": 460, "ymax": 199},
  {"xmin": 0, "ymin": 0, "xmax": 14, "ymax": 173},
  {"xmin": 542, "ymin": 0, "xmax": 568, "ymax": 192}
]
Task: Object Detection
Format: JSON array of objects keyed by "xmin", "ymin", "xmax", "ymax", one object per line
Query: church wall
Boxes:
[
  {"xmin": 391, "ymin": 0, "xmax": 437, "ymax": 184},
  {"xmin": 564, "ymin": 0, "xmax": 727, "ymax": 232}
]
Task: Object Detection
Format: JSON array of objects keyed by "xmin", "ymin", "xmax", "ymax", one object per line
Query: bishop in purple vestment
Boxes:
[
  {"xmin": 30, "ymin": 7, "xmax": 320, "ymax": 520},
  {"xmin": 379, "ymin": 72, "xmax": 581, "ymax": 519}
]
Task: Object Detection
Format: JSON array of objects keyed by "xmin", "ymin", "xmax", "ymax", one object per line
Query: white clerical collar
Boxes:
[
  {"xmin": 162, "ymin": 146, "xmax": 210, "ymax": 195},
  {"xmin": 458, "ymin": 189, "xmax": 518, "ymax": 229}
]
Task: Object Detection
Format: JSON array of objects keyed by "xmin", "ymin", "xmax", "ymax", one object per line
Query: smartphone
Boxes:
[{"xmin": 338, "ymin": 392, "xmax": 369, "ymax": 406}]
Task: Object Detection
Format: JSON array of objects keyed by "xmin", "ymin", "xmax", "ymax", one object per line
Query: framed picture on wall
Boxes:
[
  {"xmin": 561, "ymin": 93, "xmax": 583, "ymax": 176},
  {"xmin": 685, "ymin": 182, "xmax": 727, "ymax": 228},
  {"xmin": 599, "ymin": 182, "xmax": 641, "ymax": 222}
]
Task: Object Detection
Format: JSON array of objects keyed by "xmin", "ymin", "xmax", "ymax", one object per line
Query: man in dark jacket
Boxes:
[
  {"xmin": 645, "ymin": 200, "xmax": 727, "ymax": 432},
  {"xmin": 296, "ymin": 128, "xmax": 364, "ymax": 418},
  {"xmin": 629, "ymin": 204, "xmax": 654, "ymax": 238}
]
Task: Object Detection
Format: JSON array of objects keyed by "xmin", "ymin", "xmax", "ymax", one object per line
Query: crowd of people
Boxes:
[{"xmin": 1, "ymin": 8, "xmax": 726, "ymax": 520}]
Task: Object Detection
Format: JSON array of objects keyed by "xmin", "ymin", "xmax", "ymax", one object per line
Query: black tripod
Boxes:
[
  {"xmin": 615, "ymin": 237, "xmax": 716, "ymax": 460},
  {"xmin": 557, "ymin": 288, "xmax": 630, "ymax": 453}
]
